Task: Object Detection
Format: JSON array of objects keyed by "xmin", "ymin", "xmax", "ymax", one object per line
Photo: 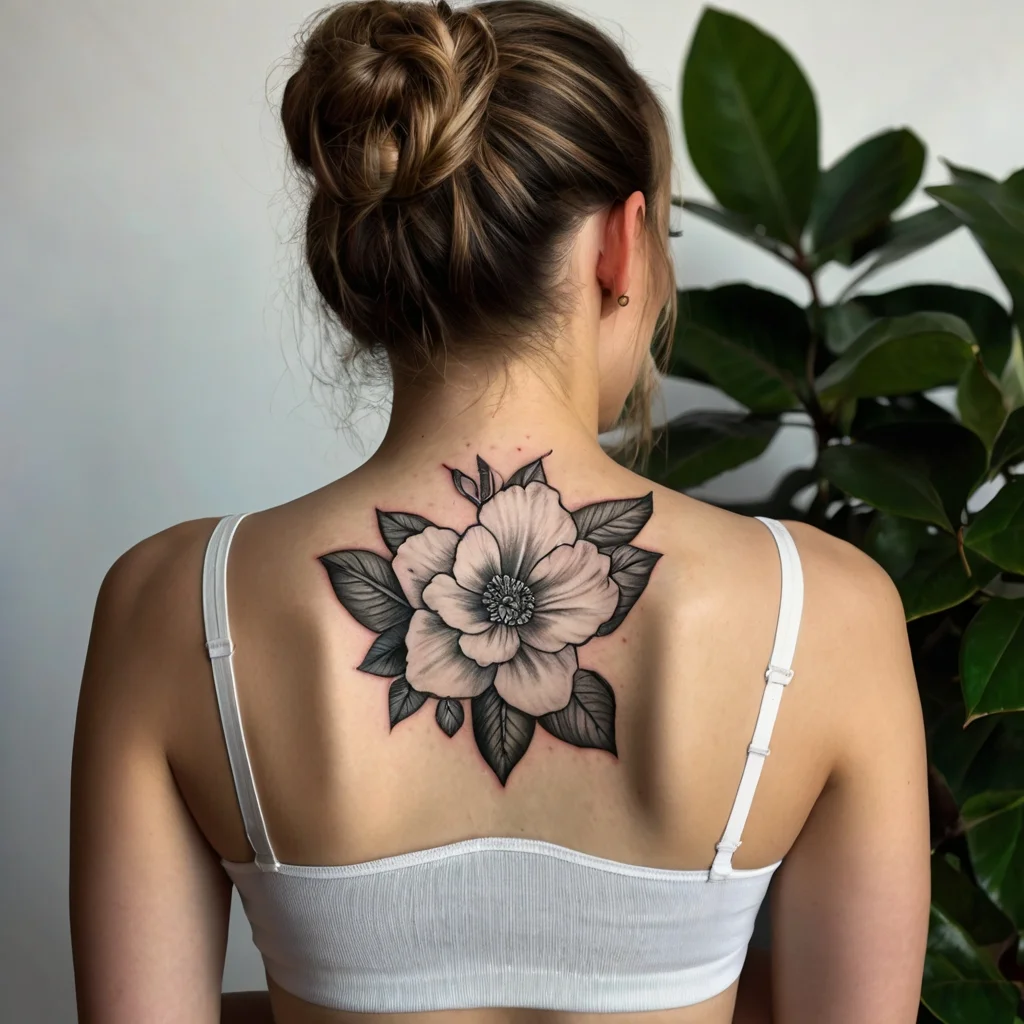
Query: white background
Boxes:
[{"xmin": 2, "ymin": 0, "xmax": 1021, "ymax": 1017}]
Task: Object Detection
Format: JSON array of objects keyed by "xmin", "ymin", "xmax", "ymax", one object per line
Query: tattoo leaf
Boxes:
[
  {"xmin": 538, "ymin": 669, "xmax": 617, "ymax": 755},
  {"xmin": 357, "ymin": 622, "xmax": 408, "ymax": 676},
  {"xmin": 450, "ymin": 467, "xmax": 480, "ymax": 505},
  {"xmin": 572, "ymin": 493, "xmax": 654, "ymax": 551},
  {"xmin": 504, "ymin": 457, "xmax": 547, "ymax": 489},
  {"xmin": 435, "ymin": 698, "xmax": 465, "ymax": 737},
  {"xmin": 477, "ymin": 455, "xmax": 499, "ymax": 502},
  {"xmin": 376, "ymin": 510, "xmax": 434, "ymax": 555},
  {"xmin": 388, "ymin": 677, "xmax": 428, "ymax": 729},
  {"xmin": 320, "ymin": 550, "xmax": 412, "ymax": 632},
  {"xmin": 471, "ymin": 685, "xmax": 536, "ymax": 785},
  {"xmin": 596, "ymin": 544, "xmax": 662, "ymax": 636}
]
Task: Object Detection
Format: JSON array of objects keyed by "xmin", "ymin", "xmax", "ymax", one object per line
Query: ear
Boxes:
[{"xmin": 596, "ymin": 191, "xmax": 647, "ymax": 304}]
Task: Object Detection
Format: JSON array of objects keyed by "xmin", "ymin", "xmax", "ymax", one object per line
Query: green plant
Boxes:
[{"xmin": 653, "ymin": 7, "xmax": 1024, "ymax": 1021}]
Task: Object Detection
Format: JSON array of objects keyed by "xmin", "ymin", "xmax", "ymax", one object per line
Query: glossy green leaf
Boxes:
[
  {"xmin": 1001, "ymin": 329, "xmax": 1024, "ymax": 410},
  {"xmin": 852, "ymin": 394, "xmax": 954, "ymax": 434},
  {"xmin": 964, "ymin": 480, "xmax": 1024, "ymax": 573},
  {"xmin": 682, "ymin": 7, "xmax": 818, "ymax": 246},
  {"xmin": 958, "ymin": 359, "xmax": 1008, "ymax": 453},
  {"xmin": 922, "ymin": 904, "xmax": 1019, "ymax": 1024},
  {"xmin": 928, "ymin": 181, "xmax": 1024, "ymax": 314},
  {"xmin": 931, "ymin": 854, "xmax": 1016, "ymax": 948},
  {"xmin": 678, "ymin": 200, "xmax": 793, "ymax": 261},
  {"xmin": 858, "ymin": 422, "xmax": 987, "ymax": 530},
  {"xmin": 836, "ymin": 205, "xmax": 961, "ymax": 301},
  {"xmin": 858, "ymin": 285, "xmax": 1013, "ymax": 377},
  {"xmin": 815, "ymin": 313, "xmax": 976, "ymax": 401},
  {"xmin": 992, "ymin": 407, "xmax": 1024, "ymax": 473},
  {"xmin": 897, "ymin": 540, "xmax": 999, "ymax": 622},
  {"xmin": 672, "ymin": 285, "xmax": 807, "ymax": 412},
  {"xmin": 863, "ymin": 513, "xmax": 928, "ymax": 578},
  {"xmin": 961, "ymin": 599, "xmax": 1024, "ymax": 719},
  {"xmin": 962, "ymin": 790, "xmax": 1024, "ymax": 930},
  {"xmin": 822, "ymin": 301, "xmax": 877, "ymax": 356},
  {"xmin": 819, "ymin": 443, "xmax": 951, "ymax": 529},
  {"xmin": 650, "ymin": 411, "xmax": 778, "ymax": 490},
  {"xmin": 809, "ymin": 128, "xmax": 925, "ymax": 256}
]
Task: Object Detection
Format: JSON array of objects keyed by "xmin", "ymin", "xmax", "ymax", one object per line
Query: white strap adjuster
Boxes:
[
  {"xmin": 766, "ymin": 664, "xmax": 794, "ymax": 686},
  {"xmin": 206, "ymin": 636, "xmax": 234, "ymax": 659},
  {"xmin": 748, "ymin": 742, "xmax": 771, "ymax": 757},
  {"xmin": 715, "ymin": 839, "xmax": 741, "ymax": 854}
]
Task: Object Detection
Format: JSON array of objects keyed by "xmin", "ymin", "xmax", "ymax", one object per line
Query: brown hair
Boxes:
[{"xmin": 281, "ymin": 0, "xmax": 675, "ymax": 454}]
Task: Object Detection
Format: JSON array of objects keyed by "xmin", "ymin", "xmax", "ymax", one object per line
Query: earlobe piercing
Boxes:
[{"xmin": 617, "ymin": 294, "xmax": 629, "ymax": 307}]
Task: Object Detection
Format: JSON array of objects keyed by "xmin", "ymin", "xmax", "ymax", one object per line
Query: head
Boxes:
[{"xmin": 282, "ymin": 0, "xmax": 676, "ymax": 455}]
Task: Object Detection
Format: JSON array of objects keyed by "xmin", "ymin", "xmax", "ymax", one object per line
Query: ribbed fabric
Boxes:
[{"xmin": 204, "ymin": 513, "xmax": 804, "ymax": 1013}]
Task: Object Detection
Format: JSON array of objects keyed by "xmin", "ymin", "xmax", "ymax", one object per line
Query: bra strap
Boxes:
[
  {"xmin": 709, "ymin": 516, "xmax": 804, "ymax": 881},
  {"xmin": 202, "ymin": 513, "xmax": 280, "ymax": 872}
]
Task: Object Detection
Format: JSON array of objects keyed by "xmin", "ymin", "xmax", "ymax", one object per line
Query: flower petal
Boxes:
[
  {"xmin": 452, "ymin": 525, "xmax": 502, "ymax": 593},
  {"xmin": 404, "ymin": 610, "xmax": 496, "ymax": 699},
  {"xmin": 522, "ymin": 541, "xmax": 619, "ymax": 650},
  {"xmin": 459, "ymin": 623, "xmax": 521, "ymax": 666},
  {"xmin": 478, "ymin": 482, "xmax": 577, "ymax": 581},
  {"xmin": 422, "ymin": 574, "xmax": 491, "ymax": 635},
  {"xmin": 392, "ymin": 527, "xmax": 460, "ymax": 608},
  {"xmin": 494, "ymin": 643, "xmax": 577, "ymax": 717}
]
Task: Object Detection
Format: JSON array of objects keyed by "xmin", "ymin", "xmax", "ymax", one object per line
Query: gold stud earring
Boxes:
[{"xmin": 617, "ymin": 294, "xmax": 629, "ymax": 307}]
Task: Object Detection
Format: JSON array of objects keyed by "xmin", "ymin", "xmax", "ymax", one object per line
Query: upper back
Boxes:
[{"xmin": 166, "ymin": 448, "xmax": 832, "ymax": 882}]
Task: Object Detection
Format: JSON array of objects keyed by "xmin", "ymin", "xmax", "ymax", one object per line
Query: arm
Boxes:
[
  {"xmin": 770, "ymin": 533, "xmax": 931, "ymax": 1023},
  {"xmin": 70, "ymin": 538, "xmax": 232, "ymax": 1024}
]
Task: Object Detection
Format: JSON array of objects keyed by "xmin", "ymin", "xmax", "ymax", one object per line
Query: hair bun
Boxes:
[{"xmin": 283, "ymin": 0, "xmax": 499, "ymax": 208}]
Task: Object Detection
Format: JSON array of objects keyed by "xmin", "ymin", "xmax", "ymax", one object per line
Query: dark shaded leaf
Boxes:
[
  {"xmin": 319, "ymin": 549, "xmax": 412, "ymax": 632},
  {"xmin": 921, "ymin": 904, "xmax": 1019, "ymax": 1024},
  {"xmin": 852, "ymin": 394, "xmax": 954, "ymax": 434},
  {"xmin": 958, "ymin": 358, "xmax": 1008, "ymax": 453},
  {"xmin": 376, "ymin": 510, "xmax": 435, "ymax": 556},
  {"xmin": 896, "ymin": 541, "xmax": 998, "ymax": 622},
  {"xmin": 815, "ymin": 313, "xmax": 976, "ymax": 401},
  {"xmin": 931, "ymin": 854, "xmax": 1016, "ymax": 948},
  {"xmin": 858, "ymin": 285, "xmax": 1013, "ymax": 377},
  {"xmin": 859, "ymin": 421, "xmax": 988, "ymax": 530},
  {"xmin": 449, "ymin": 467, "xmax": 480, "ymax": 505},
  {"xmin": 837, "ymin": 205, "xmax": 961, "ymax": 300},
  {"xmin": 863, "ymin": 512, "xmax": 928, "ymax": 580},
  {"xmin": 538, "ymin": 670, "xmax": 617, "ymax": 754},
  {"xmin": 357, "ymin": 622, "xmax": 408, "ymax": 677},
  {"xmin": 471, "ymin": 685, "xmax": 536, "ymax": 786},
  {"xmin": 964, "ymin": 480, "xmax": 1024, "ymax": 573},
  {"xmin": 595, "ymin": 544, "xmax": 662, "ymax": 636},
  {"xmin": 682, "ymin": 8, "xmax": 818, "ymax": 246},
  {"xmin": 388, "ymin": 677, "xmax": 428, "ymax": 729},
  {"xmin": 504, "ymin": 457, "xmax": 548, "ymax": 488},
  {"xmin": 819, "ymin": 443, "xmax": 951, "ymax": 530},
  {"xmin": 809, "ymin": 128, "xmax": 925, "ymax": 257},
  {"xmin": 823, "ymin": 301, "xmax": 877, "ymax": 356},
  {"xmin": 572, "ymin": 494, "xmax": 653, "ymax": 551},
  {"xmin": 650, "ymin": 411, "xmax": 779, "ymax": 490},
  {"xmin": 928, "ymin": 705, "xmax": 1000, "ymax": 804},
  {"xmin": 435, "ymin": 698, "xmax": 465, "ymax": 738},
  {"xmin": 960, "ymin": 598, "xmax": 1024, "ymax": 719},
  {"xmin": 960, "ymin": 715, "xmax": 1024, "ymax": 801},
  {"xmin": 672, "ymin": 285, "xmax": 808, "ymax": 412},
  {"xmin": 679, "ymin": 199, "xmax": 793, "ymax": 260},
  {"xmin": 928, "ymin": 181, "xmax": 1024, "ymax": 315},
  {"xmin": 962, "ymin": 790, "xmax": 1024, "ymax": 930},
  {"xmin": 992, "ymin": 407, "xmax": 1024, "ymax": 473}
]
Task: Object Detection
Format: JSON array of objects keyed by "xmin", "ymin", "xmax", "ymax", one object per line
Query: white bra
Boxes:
[{"xmin": 203, "ymin": 513, "xmax": 804, "ymax": 1014}]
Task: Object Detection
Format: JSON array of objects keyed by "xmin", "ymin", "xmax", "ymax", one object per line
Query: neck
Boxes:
[{"xmin": 372, "ymin": 352, "xmax": 607, "ymax": 472}]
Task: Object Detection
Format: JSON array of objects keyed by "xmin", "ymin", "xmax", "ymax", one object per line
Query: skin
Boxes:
[{"xmin": 70, "ymin": 192, "xmax": 931, "ymax": 1024}]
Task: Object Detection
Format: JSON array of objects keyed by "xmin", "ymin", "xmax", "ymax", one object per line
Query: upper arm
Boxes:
[
  {"xmin": 70, "ymin": 536, "xmax": 231, "ymax": 1024},
  {"xmin": 770, "ymin": 530, "xmax": 930, "ymax": 1024}
]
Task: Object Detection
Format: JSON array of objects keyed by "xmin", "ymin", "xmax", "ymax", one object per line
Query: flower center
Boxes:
[{"xmin": 481, "ymin": 574, "xmax": 535, "ymax": 626}]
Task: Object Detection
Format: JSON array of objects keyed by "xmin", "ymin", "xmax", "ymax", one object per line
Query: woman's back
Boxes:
[{"xmin": 69, "ymin": 2, "xmax": 930, "ymax": 1019}]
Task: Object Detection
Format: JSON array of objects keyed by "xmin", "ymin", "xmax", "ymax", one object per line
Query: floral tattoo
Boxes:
[{"xmin": 319, "ymin": 453, "xmax": 661, "ymax": 785}]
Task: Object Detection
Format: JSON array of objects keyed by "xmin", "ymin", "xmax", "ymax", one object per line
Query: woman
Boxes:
[{"xmin": 69, "ymin": 1, "xmax": 930, "ymax": 1022}]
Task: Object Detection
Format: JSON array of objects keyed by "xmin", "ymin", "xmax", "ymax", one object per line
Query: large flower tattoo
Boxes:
[{"xmin": 320, "ymin": 454, "xmax": 661, "ymax": 784}]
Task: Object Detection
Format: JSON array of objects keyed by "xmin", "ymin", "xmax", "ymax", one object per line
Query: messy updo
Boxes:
[{"xmin": 282, "ymin": 0, "xmax": 675, "ymax": 439}]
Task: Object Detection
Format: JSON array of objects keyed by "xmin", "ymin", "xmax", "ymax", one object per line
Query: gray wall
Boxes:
[{"xmin": 2, "ymin": 0, "xmax": 1020, "ymax": 1017}]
